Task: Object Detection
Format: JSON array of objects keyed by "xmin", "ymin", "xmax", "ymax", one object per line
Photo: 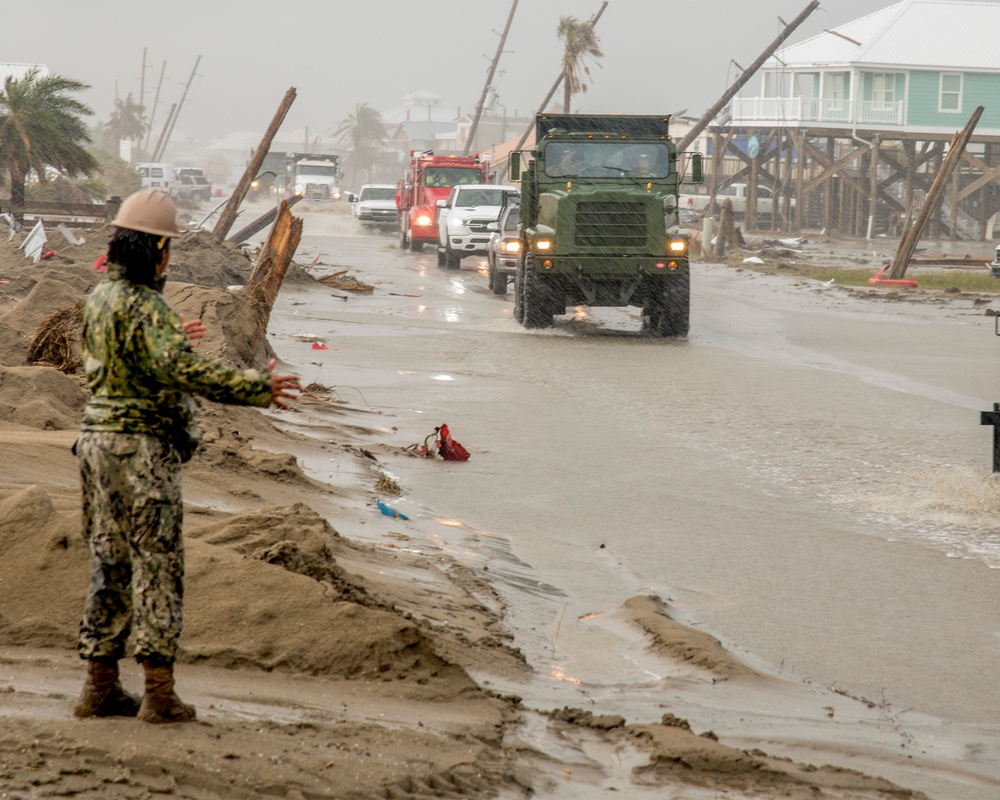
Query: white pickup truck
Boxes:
[
  {"xmin": 436, "ymin": 183, "xmax": 518, "ymax": 269},
  {"xmin": 680, "ymin": 183, "xmax": 793, "ymax": 217}
]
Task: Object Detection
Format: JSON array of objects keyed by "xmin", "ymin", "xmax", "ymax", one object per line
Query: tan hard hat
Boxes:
[{"xmin": 111, "ymin": 190, "xmax": 182, "ymax": 237}]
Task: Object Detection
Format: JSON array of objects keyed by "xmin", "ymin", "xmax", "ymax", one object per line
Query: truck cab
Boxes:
[
  {"xmin": 287, "ymin": 153, "xmax": 341, "ymax": 201},
  {"xmin": 435, "ymin": 183, "xmax": 518, "ymax": 269}
]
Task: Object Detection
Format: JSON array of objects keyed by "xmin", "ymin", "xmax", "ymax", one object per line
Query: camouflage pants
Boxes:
[{"xmin": 77, "ymin": 431, "xmax": 185, "ymax": 663}]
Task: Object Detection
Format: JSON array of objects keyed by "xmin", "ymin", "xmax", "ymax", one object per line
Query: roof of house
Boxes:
[{"xmin": 770, "ymin": 0, "xmax": 1000, "ymax": 72}]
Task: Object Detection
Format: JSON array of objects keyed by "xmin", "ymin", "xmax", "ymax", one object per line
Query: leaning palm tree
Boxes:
[
  {"xmin": 557, "ymin": 16, "xmax": 604, "ymax": 114},
  {"xmin": 334, "ymin": 103, "xmax": 387, "ymax": 187},
  {"xmin": 0, "ymin": 68, "xmax": 98, "ymax": 215}
]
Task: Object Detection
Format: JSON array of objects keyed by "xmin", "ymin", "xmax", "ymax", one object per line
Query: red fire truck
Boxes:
[{"xmin": 396, "ymin": 151, "xmax": 490, "ymax": 251}]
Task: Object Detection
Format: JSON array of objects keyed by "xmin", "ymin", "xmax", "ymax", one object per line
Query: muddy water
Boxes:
[{"xmin": 269, "ymin": 214, "xmax": 1000, "ymax": 766}]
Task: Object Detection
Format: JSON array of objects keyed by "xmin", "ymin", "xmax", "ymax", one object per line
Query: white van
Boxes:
[{"xmin": 136, "ymin": 163, "xmax": 178, "ymax": 198}]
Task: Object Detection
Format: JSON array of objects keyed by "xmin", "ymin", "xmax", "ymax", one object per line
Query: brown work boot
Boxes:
[
  {"xmin": 73, "ymin": 659, "xmax": 141, "ymax": 718},
  {"xmin": 137, "ymin": 661, "xmax": 196, "ymax": 724}
]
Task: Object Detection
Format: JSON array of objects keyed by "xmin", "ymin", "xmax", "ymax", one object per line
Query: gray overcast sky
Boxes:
[{"xmin": 4, "ymin": 0, "xmax": 888, "ymax": 144}]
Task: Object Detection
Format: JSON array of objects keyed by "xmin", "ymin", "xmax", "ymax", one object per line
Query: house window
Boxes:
[
  {"xmin": 823, "ymin": 72, "xmax": 849, "ymax": 100},
  {"xmin": 871, "ymin": 73, "xmax": 897, "ymax": 104},
  {"xmin": 939, "ymin": 73, "xmax": 962, "ymax": 112}
]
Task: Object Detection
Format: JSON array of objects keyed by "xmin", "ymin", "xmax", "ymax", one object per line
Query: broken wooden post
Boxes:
[
  {"xmin": 889, "ymin": 106, "xmax": 983, "ymax": 279},
  {"xmin": 226, "ymin": 194, "xmax": 304, "ymax": 245},
  {"xmin": 242, "ymin": 199, "xmax": 303, "ymax": 351},
  {"xmin": 714, "ymin": 199, "xmax": 736, "ymax": 259},
  {"xmin": 213, "ymin": 87, "xmax": 297, "ymax": 242}
]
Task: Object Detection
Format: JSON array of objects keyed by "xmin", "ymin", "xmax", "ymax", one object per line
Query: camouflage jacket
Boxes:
[{"xmin": 80, "ymin": 263, "xmax": 273, "ymax": 454}]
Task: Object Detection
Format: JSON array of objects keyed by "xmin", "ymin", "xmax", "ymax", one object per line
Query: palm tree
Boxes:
[
  {"xmin": 557, "ymin": 16, "xmax": 604, "ymax": 114},
  {"xmin": 100, "ymin": 92, "xmax": 146, "ymax": 153},
  {"xmin": 0, "ymin": 68, "xmax": 98, "ymax": 214},
  {"xmin": 334, "ymin": 103, "xmax": 387, "ymax": 187}
]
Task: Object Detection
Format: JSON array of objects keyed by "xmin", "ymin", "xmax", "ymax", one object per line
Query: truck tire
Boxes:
[
  {"xmin": 411, "ymin": 241, "xmax": 424, "ymax": 252},
  {"xmin": 491, "ymin": 264, "xmax": 507, "ymax": 296},
  {"xmin": 522, "ymin": 262, "xmax": 554, "ymax": 329},
  {"xmin": 399, "ymin": 222, "xmax": 409, "ymax": 251},
  {"xmin": 642, "ymin": 273, "xmax": 690, "ymax": 337},
  {"xmin": 513, "ymin": 257, "xmax": 526, "ymax": 324},
  {"xmin": 437, "ymin": 246, "xmax": 446, "ymax": 268},
  {"xmin": 487, "ymin": 256, "xmax": 496, "ymax": 290},
  {"xmin": 444, "ymin": 245, "xmax": 461, "ymax": 270}
]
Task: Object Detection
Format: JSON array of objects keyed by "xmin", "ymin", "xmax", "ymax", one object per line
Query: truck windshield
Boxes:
[
  {"xmin": 423, "ymin": 168, "xmax": 481, "ymax": 188},
  {"xmin": 359, "ymin": 187, "xmax": 396, "ymax": 201},
  {"xmin": 298, "ymin": 164, "xmax": 336, "ymax": 177},
  {"xmin": 544, "ymin": 142, "xmax": 670, "ymax": 179}
]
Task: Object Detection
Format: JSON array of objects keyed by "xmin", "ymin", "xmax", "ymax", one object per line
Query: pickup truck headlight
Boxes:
[
  {"xmin": 499, "ymin": 240, "xmax": 520, "ymax": 254},
  {"xmin": 667, "ymin": 238, "xmax": 687, "ymax": 254}
]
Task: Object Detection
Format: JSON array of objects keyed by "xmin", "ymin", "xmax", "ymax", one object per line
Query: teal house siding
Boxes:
[
  {"xmin": 907, "ymin": 70, "xmax": 1000, "ymax": 128},
  {"xmin": 906, "ymin": 71, "xmax": 943, "ymax": 127},
  {"xmin": 963, "ymin": 74, "xmax": 1000, "ymax": 128}
]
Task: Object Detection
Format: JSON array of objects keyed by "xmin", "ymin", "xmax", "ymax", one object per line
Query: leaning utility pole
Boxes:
[
  {"xmin": 463, "ymin": 0, "xmax": 519, "ymax": 156},
  {"xmin": 213, "ymin": 87, "xmax": 297, "ymax": 241},
  {"xmin": 498, "ymin": 0, "xmax": 608, "ymax": 181},
  {"xmin": 676, "ymin": 0, "xmax": 819, "ymax": 152},
  {"xmin": 888, "ymin": 106, "xmax": 984, "ymax": 279},
  {"xmin": 154, "ymin": 55, "xmax": 201, "ymax": 161},
  {"xmin": 151, "ymin": 103, "xmax": 176, "ymax": 163},
  {"xmin": 143, "ymin": 60, "xmax": 166, "ymax": 157}
]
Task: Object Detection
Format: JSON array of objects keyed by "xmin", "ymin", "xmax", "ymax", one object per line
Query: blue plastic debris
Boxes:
[{"xmin": 376, "ymin": 500, "xmax": 409, "ymax": 520}]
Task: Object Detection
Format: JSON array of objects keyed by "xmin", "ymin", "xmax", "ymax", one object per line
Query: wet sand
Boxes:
[{"xmin": 0, "ymin": 209, "xmax": 996, "ymax": 798}]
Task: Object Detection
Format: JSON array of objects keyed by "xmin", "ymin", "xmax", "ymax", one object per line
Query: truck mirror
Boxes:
[
  {"xmin": 436, "ymin": 199, "xmax": 447, "ymax": 208},
  {"xmin": 690, "ymin": 153, "xmax": 703, "ymax": 184},
  {"xmin": 509, "ymin": 152, "xmax": 521, "ymax": 181}
]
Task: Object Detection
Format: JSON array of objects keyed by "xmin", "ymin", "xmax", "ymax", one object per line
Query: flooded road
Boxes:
[{"xmin": 267, "ymin": 210, "xmax": 1000, "ymax": 791}]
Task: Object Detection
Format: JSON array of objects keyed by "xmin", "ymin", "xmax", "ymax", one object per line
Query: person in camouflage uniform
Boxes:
[{"xmin": 75, "ymin": 190, "xmax": 300, "ymax": 724}]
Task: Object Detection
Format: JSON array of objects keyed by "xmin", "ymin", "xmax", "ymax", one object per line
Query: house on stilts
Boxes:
[{"xmin": 710, "ymin": 0, "xmax": 1000, "ymax": 240}]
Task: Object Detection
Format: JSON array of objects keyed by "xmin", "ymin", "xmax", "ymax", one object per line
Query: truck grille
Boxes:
[
  {"xmin": 467, "ymin": 218, "xmax": 494, "ymax": 233},
  {"xmin": 574, "ymin": 201, "xmax": 647, "ymax": 248},
  {"xmin": 305, "ymin": 183, "xmax": 331, "ymax": 200}
]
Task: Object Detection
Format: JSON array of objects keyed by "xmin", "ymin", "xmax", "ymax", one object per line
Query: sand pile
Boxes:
[{"xmin": 0, "ymin": 219, "xmax": 479, "ymax": 687}]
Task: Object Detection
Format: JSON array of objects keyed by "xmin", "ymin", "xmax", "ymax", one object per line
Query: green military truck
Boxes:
[{"xmin": 509, "ymin": 114, "xmax": 701, "ymax": 336}]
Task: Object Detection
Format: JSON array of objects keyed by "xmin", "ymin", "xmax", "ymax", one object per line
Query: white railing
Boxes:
[
  {"xmin": 733, "ymin": 97, "xmax": 901, "ymax": 127},
  {"xmin": 858, "ymin": 100, "xmax": 904, "ymax": 125}
]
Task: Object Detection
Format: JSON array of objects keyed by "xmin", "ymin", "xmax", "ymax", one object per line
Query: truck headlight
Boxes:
[
  {"xmin": 414, "ymin": 215, "xmax": 433, "ymax": 226},
  {"xmin": 668, "ymin": 238, "xmax": 687, "ymax": 254},
  {"xmin": 534, "ymin": 239, "xmax": 552, "ymax": 251}
]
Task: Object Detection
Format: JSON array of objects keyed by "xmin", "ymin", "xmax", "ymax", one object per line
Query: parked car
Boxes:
[
  {"xmin": 435, "ymin": 184, "xmax": 518, "ymax": 269},
  {"xmin": 175, "ymin": 167, "xmax": 213, "ymax": 201},
  {"xmin": 486, "ymin": 203, "xmax": 520, "ymax": 295},
  {"xmin": 135, "ymin": 162, "xmax": 178, "ymax": 198},
  {"xmin": 351, "ymin": 184, "xmax": 399, "ymax": 228}
]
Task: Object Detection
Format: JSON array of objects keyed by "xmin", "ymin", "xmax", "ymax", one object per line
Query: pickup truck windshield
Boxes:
[
  {"xmin": 455, "ymin": 188, "xmax": 509, "ymax": 207},
  {"xmin": 424, "ymin": 168, "xmax": 481, "ymax": 188},
  {"xmin": 359, "ymin": 187, "xmax": 396, "ymax": 201},
  {"xmin": 544, "ymin": 141, "xmax": 670, "ymax": 179}
]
